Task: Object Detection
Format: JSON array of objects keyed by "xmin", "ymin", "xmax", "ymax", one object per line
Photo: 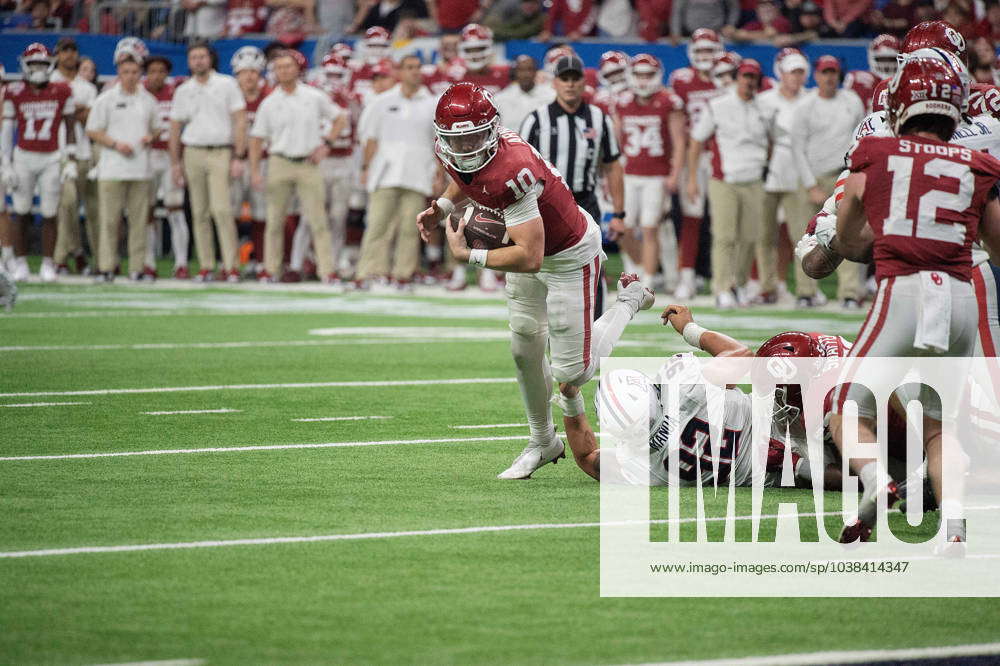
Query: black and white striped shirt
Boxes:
[{"xmin": 519, "ymin": 100, "xmax": 620, "ymax": 197}]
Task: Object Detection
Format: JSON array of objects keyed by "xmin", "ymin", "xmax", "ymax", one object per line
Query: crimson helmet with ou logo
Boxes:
[
  {"xmin": 628, "ymin": 53, "xmax": 663, "ymax": 98},
  {"xmin": 901, "ymin": 20, "xmax": 967, "ymax": 64},
  {"xmin": 756, "ymin": 331, "xmax": 823, "ymax": 425},
  {"xmin": 231, "ymin": 45, "xmax": 266, "ymax": 74},
  {"xmin": 321, "ymin": 53, "xmax": 351, "ymax": 89},
  {"xmin": 868, "ymin": 33, "xmax": 900, "ymax": 79},
  {"xmin": 711, "ymin": 51, "xmax": 742, "ymax": 87},
  {"xmin": 434, "ymin": 82, "xmax": 501, "ymax": 173},
  {"xmin": 687, "ymin": 28, "xmax": 723, "ymax": 72},
  {"xmin": 872, "ymin": 77, "xmax": 890, "ymax": 112},
  {"xmin": 20, "ymin": 43, "xmax": 53, "ymax": 84},
  {"xmin": 544, "ymin": 45, "xmax": 577, "ymax": 75},
  {"xmin": 364, "ymin": 26, "xmax": 391, "ymax": 64},
  {"xmin": 598, "ymin": 50, "xmax": 629, "ymax": 93},
  {"xmin": 458, "ymin": 23, "xmax": 494, "ymax": 70},
  {"xmin": 897, "ymin": 46, "xmax": 971, "ymax": 115},
  {"xmin": 888, "ymin": 56, "xmax": 966, "ymax": 135}
]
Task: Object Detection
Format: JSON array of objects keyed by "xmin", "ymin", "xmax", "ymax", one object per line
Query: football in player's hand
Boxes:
[{"xmin": 451, "ymin": 204, "xmax": 514, "ymax": 250}]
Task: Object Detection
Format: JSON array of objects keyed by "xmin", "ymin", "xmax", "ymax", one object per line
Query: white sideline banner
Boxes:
[{"xmin": 598, "ymin": 355, "xmax": 1000, "ymax": 597}]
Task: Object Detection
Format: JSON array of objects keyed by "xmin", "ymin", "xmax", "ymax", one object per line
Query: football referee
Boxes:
[
  {"xmin": 519, "ymin": 54, "xmax": 624, "ymax": 234},
  {"xmin": 519, "ymin": 54, "xmax": 624, "ymax": 314}
]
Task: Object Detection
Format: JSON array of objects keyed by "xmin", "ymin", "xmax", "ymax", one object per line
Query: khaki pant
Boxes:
[
  {"xmin": 97, "ymin": 179, "xmax": 149, "ymax": 274},
  {"xmin": 707, "ymin": 178, "xmax": 764, "ymax": 295},
  {"xmin": 54, "ymin": 158, "xmax": 99, "ymax": 266},
  {"xmin": 264, "ymin": 155, "xmax": 333, "ymax": 278},
  {"xmin": 183, "ymin": 146, "xmax": 238, "ymax": 272},
  {"xmin": 766, "ymin": 188, "xmax": 813, "ymax": 296},
  {"xmin": 356, "ymin": 187, "xmax": 425, "ymax": 281}
]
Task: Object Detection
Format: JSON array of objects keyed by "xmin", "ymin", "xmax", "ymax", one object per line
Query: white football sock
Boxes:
[
  {"xmin": 511, "ymin": 331, "xmax": 554, "ymax": 444},
  {"xmin": 290, "ymin": 222, "xmax": 311, "ymax": 271},
  {"xmin": 589, "ymin": 298, "xmax": 639, "ymax": 371},
  {"xmin": 167, "ymin": 210, "xmax": 189, "ymax": 267},
  {"xmin": 858, "ymin": 461, "xmax": 879, "ymax": 492}
]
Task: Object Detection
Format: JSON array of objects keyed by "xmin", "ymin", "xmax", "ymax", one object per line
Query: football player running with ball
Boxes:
[{"xmin": 417, "ymin": 82, "xmax": 655, "ymax": 479}]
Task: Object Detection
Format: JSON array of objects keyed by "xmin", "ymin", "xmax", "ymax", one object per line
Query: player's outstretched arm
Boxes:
[
  {"xmin": 834, "ymin": 172, "xmax": 875, "ymax": 262},
  {"xmin": 660, "ymin": 304, "xmax": 752, "ymax": 358},
  {"xmin": 555, "ymin": 383, "xmax": 601, "ymax": 481}
]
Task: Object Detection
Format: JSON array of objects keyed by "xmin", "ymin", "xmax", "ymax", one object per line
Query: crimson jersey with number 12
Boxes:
[
  {"xmin": 3, "ymin": 81, "xmax": 74, "ymax": 154},
  {"xmin": 437, "ymin": 129, "xmax": 587, "ymax": 256},
  {"xmin": 614, "ymin": 88, "xmax": 682, "ymax": 177},
  {"xmin": 849, "ymin": 134, "xmax": 1000, "ymax": 282}
]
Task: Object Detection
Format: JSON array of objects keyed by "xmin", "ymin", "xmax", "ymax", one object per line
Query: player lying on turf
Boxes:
[{"xmin": 556, "ymin": 303, "xmax": 842, "ymax": 488}]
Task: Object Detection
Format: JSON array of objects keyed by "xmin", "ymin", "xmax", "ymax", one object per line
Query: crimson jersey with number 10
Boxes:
[
  {"xmin": 849, "ymin": 134, "xmax": 1000, "ymax": 282},
  {"xmin": 438, "ymin": 129, "xmax": 588, "ymax": 256},
  {"xmin": 3, "ymin": 81, "xmax": 73, "ymax": 153}
]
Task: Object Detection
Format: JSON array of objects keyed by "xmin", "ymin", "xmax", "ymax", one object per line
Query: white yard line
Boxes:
[
  {"xmin": 450, "ymin": 423, "xmax": 528, "ymax": 429},
  {"xmin": 92, "ymin": 660, "xmax": 204, "ymax": 666},
  {"xmin": 0, "ymin": 435, "xmax": 531, "ymax": 461},
  {"xmin": 628, "ymin": 642, "xmax": 1000, "ymax": 666},
  {"xmin": 0, "ymin": 337, "xmax": 508, "ymax": 353},
  {"xmin": 292, "ymin": 416, "xmax": 391, "ymax": 422},
  {"xmin": 1, "ymin": 401, "xmax": 91, "ymax": 408},
  {"xmin": 142, "ymin": 409, "xmax": 242, "ymax": 416},
  {"xmin": 0, "ymin": 376, "xmax": 517, "ymax": 399},
  {"xmin": 0, "ymin": 510, "xmax": 843, "ymax": 559}
]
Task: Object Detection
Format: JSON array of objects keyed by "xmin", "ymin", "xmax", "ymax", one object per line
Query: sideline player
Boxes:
[
  {"xmin": 416, "ymin": 82, "xmax": 655, "ymax": 479},
  {"xmin": 831, "ymin": 58, "xmax": 1000, "ymax": 547},
  {"xmin": 229, "ymin": 46, "xmax": 270, "ymax": 279},
  {"xmin": 1, "ymin": 43, "xmax": 76, "ymax": 282},
  {"xmin": 669, "ymin": 28, "xmax": 726, "ymax": 299},
  {"xmin": 613, "ymin": 54, "xmax": 685, "ymax": 291},
  {"xmin": 144, "ymin": 55, "xmax": 190, "ymax": 279}
]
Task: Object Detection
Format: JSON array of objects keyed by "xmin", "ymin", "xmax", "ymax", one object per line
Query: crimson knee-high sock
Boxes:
[
  {"xmin": 251, "ymin": 221, "xmax": 265, "ymax": 263},
  {"xmin": 679, "ymin": 216, "xmax": 701, "ymax": 269}
]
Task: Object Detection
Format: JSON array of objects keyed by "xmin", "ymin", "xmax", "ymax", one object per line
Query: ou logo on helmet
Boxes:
[
  {"xmin": 945, "ymin": 26, "xmax": 965, "ymax": 52},
  {"xmin": 765, "ymin": 356, "xmax": 797, "ymax": 383}
]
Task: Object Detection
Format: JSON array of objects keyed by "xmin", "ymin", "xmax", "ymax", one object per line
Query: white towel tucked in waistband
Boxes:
[{"xmin": 913, "ymin": 271, "xmax": 952, "ymax": 353}]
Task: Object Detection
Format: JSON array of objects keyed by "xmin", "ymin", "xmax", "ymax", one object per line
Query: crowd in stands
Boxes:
[{"xmin": 2, "ymin": 0, "xmax": 999, "ymax": 46}]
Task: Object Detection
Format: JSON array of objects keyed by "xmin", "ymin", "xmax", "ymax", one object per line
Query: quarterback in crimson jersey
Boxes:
[
  {"xmin": 833, "ymin": 57, "xmax": 1000, "ymax": 548},
  {"xmin": 1, "ymin": 43, "xmax": 76, "ymax": 282},
  {"xmin": 454, "ymin": 24, "xmax": 510, "ymax": 94},
  {"xmin": 614, "ymin": 54, "xmax": 685, "ymax": 293},
  {"xmin": 417, "ymin": 82, "xmax": 655, "ymax": 480}
]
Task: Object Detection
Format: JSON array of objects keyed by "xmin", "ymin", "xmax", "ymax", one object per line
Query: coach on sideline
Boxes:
[
  {"xmin": 168, "ymin": 42, "xmax": 246, "ymax": 282},
  {"xmin": 85, "ymin": 52, "xmax": 158, "ymax": 282},
  {"xmin": 249, "ymin": 50, "xmax": 344, "ymax": 283},
  {"xmin": 687, "ymin": 58, "xmax": 775, "ymax": 309}
]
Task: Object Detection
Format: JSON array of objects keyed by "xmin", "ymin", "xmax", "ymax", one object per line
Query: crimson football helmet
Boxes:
[
  {"xmin": 363, "ymin": 26, "xmax": 391, "ymax": 65},
  {"xmin": 901, "ymin": 20, "xmax": 967, "ymax": 64},
  {"xmin": 628, "ymin": 54, "xmax": 663, "ymax": 98},
  {"xmin": 458, "ymin": 23, "xmax": 494, "ymax": 70},
  {"xmin": 598, "ymin": 50, "xmax": 629, "ymax": 94},
  {"xmin": 331, "ymin": 42, "xmax": 354, "ymax": 61},
  {"xmin": 435, "ymin": 82, "xmax": 501, "ymax": 173},
  {"xmin": 231, "ymin": 45, "xmax": 266, "ymax": 74},
  {"xmin": 711, "ymin": 51, "xmax": 741, "ymax": 88},
  {"xmin": 888, "ymin": 56, "xmax": 967, "ymax": 135},
  {"xmin": 687, "ymin": 28, "xmax": 723, "ymax": 72},
  {"xmin": 19, "ymin": 43, "xmax": 53, "ymax": 84},
  {"xmin": 756, "ymin": 331, "xmax": 824, "ymax": 424},
  {"xmin": 114, "ymin": 36, "xmax": 148, "ymax": 66},
  {"xmin": 897, "ymin": 46, "xmax": 971, "ymax": 114},
  {"xmin": 322, "ymin": 53, "xmax": 352, "ymax": 90},
  {"xmin": 868, "ymin": 34, "xmax": 900, "ymax": 80}
]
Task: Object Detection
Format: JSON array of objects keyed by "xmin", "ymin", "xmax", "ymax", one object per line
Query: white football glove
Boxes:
[
  {"xmin": 60, "ymin": 159, "xmax": 78, "ymax": 184},
  {"xmin": 813, "ymin": 212, "xmax": 837, "ymax": 249},
  {"xmin": 794, "ymin": 234, "xmax": 818, "ymax": 261},
  {"xmin": 0, "ymin": 162, "xmax": 16, "ymax": 190}
]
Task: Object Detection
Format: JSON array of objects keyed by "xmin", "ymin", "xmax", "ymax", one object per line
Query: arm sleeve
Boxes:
[
  {"xmin": 503, "ymin": 184, "xmax": 542, "ymax": 227},
  {"xmin": 690, "ymin": 101, "xmax": 716, "ymax": 143},
  {"xmin": 1, "ymin": 118, "xmax": 14, "ymax": 161},
  {"xmin": 519, "ymin": 111, "xmax": 539, "ymax": 149},
  {"xmin": 228, "ymin": 80, "xmax": 246, "ymax": 113},
  {"xmin": 85, "ymin": 96, "xmax": 106, "ymax": 132},
  {"xmin": 2, "ymin": 99, "xmax": 13, "ymax": 120},
  {"xmin": 600, "ymin": 108, "xmax": 620, "ymax": 163}
]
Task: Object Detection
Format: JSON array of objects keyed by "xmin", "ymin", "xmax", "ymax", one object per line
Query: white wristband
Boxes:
[
  {"xmin": 468, "ymin": 248, "xmax": 488, "ymax": 267},
  {"xmin": 436, "ymin": 197, "xmax": 455, "ymax": 220},
  {"xmin": 555, "ymin": 391, "xmax": 585, "ymax": 417},
  {"xmin": 682, "ymin": 322, "xmax": 707, "ymax": 349}
]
